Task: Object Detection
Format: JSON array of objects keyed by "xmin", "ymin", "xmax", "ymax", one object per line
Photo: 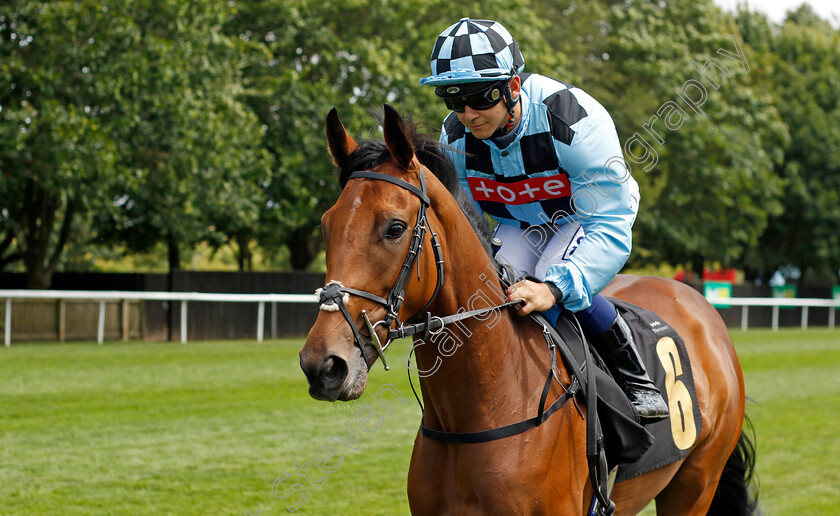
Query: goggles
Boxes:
[{"xmin": 435, "ymin": 81, "xmax": 507, "ymax": 113}]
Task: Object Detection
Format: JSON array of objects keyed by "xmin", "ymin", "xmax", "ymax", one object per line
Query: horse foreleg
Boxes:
[{"xmin": 407, "ymin": 431, "xmax": 457, "ymax": 515}]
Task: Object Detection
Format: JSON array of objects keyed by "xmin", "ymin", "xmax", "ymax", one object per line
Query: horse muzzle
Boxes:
[{"xmin": 299, "ymin": 338, "xmax": 369, "ymax": 402}]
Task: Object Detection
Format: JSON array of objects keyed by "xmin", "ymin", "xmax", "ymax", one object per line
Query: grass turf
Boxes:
[{"xmin": 1, "ymin": 328, "xmax": 837, "ymax": 515}]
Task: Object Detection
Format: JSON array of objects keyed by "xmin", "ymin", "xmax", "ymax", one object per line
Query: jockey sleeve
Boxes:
[{"xmin": 439, "ymin": 73, "xmax": 640, "ymax": 312}]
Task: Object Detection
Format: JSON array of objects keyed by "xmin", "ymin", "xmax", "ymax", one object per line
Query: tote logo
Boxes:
[{"xmin": 466, "ymin": 175, "xmax": 571, "ymax": 204}]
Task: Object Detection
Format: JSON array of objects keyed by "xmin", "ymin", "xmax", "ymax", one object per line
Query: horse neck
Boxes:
[{"xmin": 414, "ymin": 182, "xmax": 549, "ymax": 432}]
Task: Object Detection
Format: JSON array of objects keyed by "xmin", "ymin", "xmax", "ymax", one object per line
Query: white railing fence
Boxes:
[
  {"xmin": 705, "ymin": 296, "xmax": 839, "ymax": 331},
  {"xmin": 1, "ymin": 290, "xmax": 837, "ymax": 346},
  {"xmin": 1, "ymin": 290, "xmax": 317, "ymax": 346}
]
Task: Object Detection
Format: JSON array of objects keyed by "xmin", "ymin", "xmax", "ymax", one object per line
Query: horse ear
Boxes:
[
  {"xmin": 382, "ymin": 104, "xmax": 416, "ymax": 171},
  {"xmin": 325, "ymin": 107, "xmax": 358, "ymax": 169}
]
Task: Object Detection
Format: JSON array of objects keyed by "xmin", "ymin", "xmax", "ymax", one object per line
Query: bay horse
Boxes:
[{"xmin": 300, "ymin": 104, "xmax": 756, "ymax": 515}]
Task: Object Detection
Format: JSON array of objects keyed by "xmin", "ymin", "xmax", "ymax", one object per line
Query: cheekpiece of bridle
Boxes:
[{"xmin": 315, "ymin": 168, "xmax": 444, "ymax": 371}]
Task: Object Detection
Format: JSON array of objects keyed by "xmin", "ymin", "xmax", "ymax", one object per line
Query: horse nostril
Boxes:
[{"xmin": 319, "ymin": 355, "xmax": 349, "ymax": 389}]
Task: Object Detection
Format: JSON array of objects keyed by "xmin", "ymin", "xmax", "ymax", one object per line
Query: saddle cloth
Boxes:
[{"xmin": 553, "ymin": 297, "xmax": 703, "ymax": 483}]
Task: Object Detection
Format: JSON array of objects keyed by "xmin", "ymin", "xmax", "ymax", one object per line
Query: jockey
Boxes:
[{"xmin": 419, "ymin": 18, "xmax": 668, "ymax": 421}]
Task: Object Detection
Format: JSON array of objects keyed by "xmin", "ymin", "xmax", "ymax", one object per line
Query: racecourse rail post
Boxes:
[
  {"xmin": 97, "ymin": 300, "xmax": 106, "ymax": 345},
  {"xmin": 257, "ymin": 301, "xmax": 265, "ymax": 343},
  {"xmin": 4, "ymin": 298, "xmax": 11, "ymax": 347},
  {"xmin": 180, "ymin": 301, "xmax": 188, "ymax": 344}
]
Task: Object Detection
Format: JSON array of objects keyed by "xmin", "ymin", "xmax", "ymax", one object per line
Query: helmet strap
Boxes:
[
  {"xmin": 502, "ymin": 82, "xmax": 518, "ymax": 134},
  {"xmin": 488, "ymin": 78, "xmax": 520, "ymax": 139}
]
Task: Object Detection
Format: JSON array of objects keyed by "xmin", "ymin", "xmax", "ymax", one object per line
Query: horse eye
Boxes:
[{"xmin": 385, "ymin": 221, "xmax": 407, "ymax": 239}]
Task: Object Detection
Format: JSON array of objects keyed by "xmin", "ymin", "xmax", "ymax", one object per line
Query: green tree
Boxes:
[
  {"xmin": 94, "ymin": 0, "xmax": 271, "ymax": 273},
  {"xmin": 580, "ymin": 0, "xmax": 788, "ymax": 276},
  {"xmin": 1, "ymin": 1, "xmax": 270, "ymax": 284},
  {"xmin": 0, "ymin": 1, "xmax": 121, "ymax": 287},
  {"xmin": 740, "ymin": 5, "xmax": 840, "ymax": 281},
  {"xmin": 228, "ymin": 0, "xmax": 563, "ymax": 269}
]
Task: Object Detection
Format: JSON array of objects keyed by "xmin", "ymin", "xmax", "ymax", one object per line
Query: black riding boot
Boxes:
[{"xmin": 594, "ymin": 313, "xmax": 669, "ymax": 422}]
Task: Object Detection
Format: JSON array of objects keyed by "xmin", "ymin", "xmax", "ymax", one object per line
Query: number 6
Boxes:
[{"xmin": 656, "ymin": 337, "xmax": 698, "ymax": 450}]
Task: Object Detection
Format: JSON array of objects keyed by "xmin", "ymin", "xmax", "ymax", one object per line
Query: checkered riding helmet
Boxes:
[{"xmin": 419, "ymin": 18, "xmax": 525, "ymax": 86}]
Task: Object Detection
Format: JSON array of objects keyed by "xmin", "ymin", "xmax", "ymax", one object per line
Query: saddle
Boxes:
[{"xmin": 553, "ymin": 298, "xmax": 703, "ymax": 481}]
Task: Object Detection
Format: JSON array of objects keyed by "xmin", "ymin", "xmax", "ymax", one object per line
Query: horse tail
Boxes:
[{"xmin": 707, "ymin": 414, "xmax": 760, "ymax": 515}]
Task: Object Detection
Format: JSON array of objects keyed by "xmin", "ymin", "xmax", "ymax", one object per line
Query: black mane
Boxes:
[{"xmin": 336, "ymin": 114, "xmax": 494, "ymax": 257}]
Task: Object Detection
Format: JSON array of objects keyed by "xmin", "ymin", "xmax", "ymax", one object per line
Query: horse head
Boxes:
[{"xmin": 300, "ymin": 105, "xmax": 443, "ymax": 401}]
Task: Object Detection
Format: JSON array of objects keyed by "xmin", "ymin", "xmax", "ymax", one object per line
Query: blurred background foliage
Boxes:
[{"xmin": 1, "ymin": 0, "xmax": 838, "ymax": 287}]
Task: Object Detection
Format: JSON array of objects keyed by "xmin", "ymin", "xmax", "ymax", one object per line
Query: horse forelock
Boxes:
[{"xmin": 334, "ymin": 114, "xmax": 494, "ymax": 259}]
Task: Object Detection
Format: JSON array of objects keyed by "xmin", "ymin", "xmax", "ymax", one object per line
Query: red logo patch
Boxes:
[{"xmin": 466, "ymin": 175, "xmax": 571, "ymax": 205}]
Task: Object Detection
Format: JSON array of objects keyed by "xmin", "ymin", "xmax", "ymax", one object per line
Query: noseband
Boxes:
[{"xmin": 316, "ymin": 169, "xmax": 444, "ymax": 370}]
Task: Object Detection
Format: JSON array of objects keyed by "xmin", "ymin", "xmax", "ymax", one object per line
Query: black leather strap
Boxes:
[
  {"xmin": 336, "ymin": 296, "xmax": 371, "ymax": 369},
  {"xmin": 420, "ymin": 389, "xmax": 573, "ymax": 443},
  {"xmin": 320, "ymin": 283, "xmax": 388, "ymax": 307},
  {"xmin": 348, "ymin": 171, "xmax": 430, "ymax": 205}
]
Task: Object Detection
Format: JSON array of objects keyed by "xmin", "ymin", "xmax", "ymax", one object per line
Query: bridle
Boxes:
[{"xmin": 315, "ymin": 168, "xmax": 444, "ymax": 371}]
